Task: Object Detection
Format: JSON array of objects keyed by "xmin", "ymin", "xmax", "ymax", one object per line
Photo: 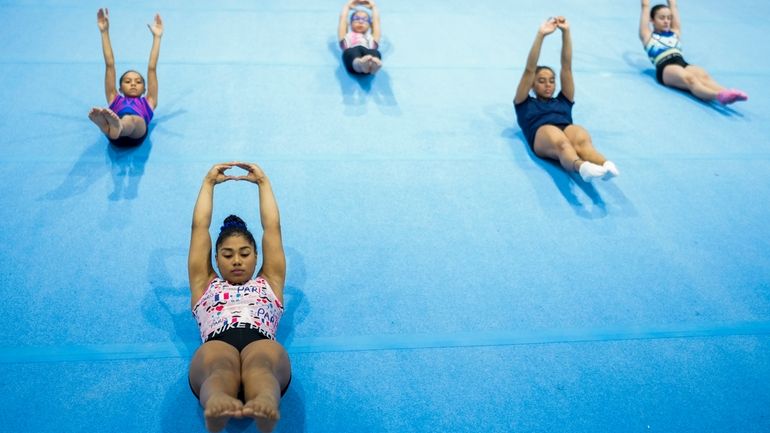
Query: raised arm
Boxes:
[
  {"xmin": 145, "ymin": 14, "xmax": 163, "ymax": 109},
  {"xmin": 639, "ymin": 0, "xmax": 652, "ymax": 44},
  {"xmin": 188, "ymin": 163, "xmax": 236, "ymax": 305},
  {"xmin": 514, "ymin": 18, "xmax": 558, "ymax": 104},
  {"xmin": 234, "ymin": 162, "xmax": 286, "ymax": 298},
  {"xmin": 338, "ymin": 0, "xmax": 356, "ymax": 41},
  {"xmin": 668, "ymin": 0, "xmax": 681, "ymax": 35},
  {"xmin": 97, "ymin": 8, "xmax": 118, "ymax": 104},
  {"xmin": 557, "ymin": 17, "xmax": 574, "ymax": 102},
  {"xmin": 368, "ymin": 0, "xmax": 381, "ymax": 43}
]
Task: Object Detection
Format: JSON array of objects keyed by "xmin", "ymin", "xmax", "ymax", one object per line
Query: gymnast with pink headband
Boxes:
[
  {"xmin": 337, "ymin": 0, "xmax": 382, "ymax": 75},
  {"xmin": 88, "ymin": 8, "xmax": 163, "ymax": 147},
  {"xmin": 639, "ymin": 0, "xmax": 747, "ymax": 104}
]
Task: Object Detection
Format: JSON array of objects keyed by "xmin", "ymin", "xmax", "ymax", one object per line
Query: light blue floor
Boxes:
[{"xmin": 1, "ymin": 1, "xmax": 769, "ymax": 432}]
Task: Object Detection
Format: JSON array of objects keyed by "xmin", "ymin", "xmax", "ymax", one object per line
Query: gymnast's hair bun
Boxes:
[{"xmin": 221, "ymin": 215, "xmax": 247, "ymax": 232}]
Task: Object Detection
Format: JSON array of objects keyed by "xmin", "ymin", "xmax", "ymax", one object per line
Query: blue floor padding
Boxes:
[{"xmin": 1, "ymin": 1, "xmax": 769, "ymax": 432}]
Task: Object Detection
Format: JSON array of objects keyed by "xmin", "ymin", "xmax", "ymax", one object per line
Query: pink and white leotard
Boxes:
[{"xmin": 192, "ymin": 276, "xmax": 284, "ymax": 342}]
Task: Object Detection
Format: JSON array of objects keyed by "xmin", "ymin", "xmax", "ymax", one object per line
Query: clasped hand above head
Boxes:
[
  {"xmin": 349, "ymin": 0, "xmax": 375, "ymax": 8},
  {"xmin": 540, "ymin": 16, "xmax": 569, "ymax": 35},
  {"xmin": 206, "ymin": 162, "xmax": 267, "ymax": 185}
]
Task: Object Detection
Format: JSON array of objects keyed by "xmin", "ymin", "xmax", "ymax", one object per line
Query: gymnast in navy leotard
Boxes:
[{"xmin": 514, "ymin": 17, "xmax": 619, "ymax": 183}]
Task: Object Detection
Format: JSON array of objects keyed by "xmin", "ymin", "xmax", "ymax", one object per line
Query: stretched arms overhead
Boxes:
[
  {"xmin": 337, "ymin": 0, "xmax": 380, "ymax": 42},
  {"xmin": 639, "ymin": 0, "xmax": 652, "ymax": 44},
  {"xmin": 97, "ymin": 8, "xmax": 117, "ymax": 104},
  {"xmin": 96, "ymin": 9, "xmax": 163, "ymax": 106},
  {"xmin": 557, "ymin": 17, "xmax": 574, "ymax": 101},
  {"xmin": 367, "ymin": 0, "xmax": 381, "ymax": 43},
  {"xmin": 641, "ymin": 0, "xmax": 681, "ymax": 44},
  {"xmin": 668, "ymin": 0, "xmax": 681, "ymax": 35},
  {"xmin": 188, "ymin": 163, "xmax": 236, "ymax": 305},
  {"xmin": 145, "ymin": 14, "xmax": 163, "ymax": 109},
  {"xmin": 514, "ymin": 17, "xmax": 558, "ymax": 105},
  {"xmin": 337, "ymin": 0, "xmax": 356, "ymax": 41},
  {"xmin": 232, "ymin": 163, "xmax": 286, "ymax": 296},
  {"xmin": 188, "ymin": 163, "xmax": 286, "ymax": 305}
]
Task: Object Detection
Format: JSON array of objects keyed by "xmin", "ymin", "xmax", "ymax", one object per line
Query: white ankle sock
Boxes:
[
  {"xmin": 602, "ymin": 161, "xmax": 620, "ymax": 179},
  {"xmin": 578, "ymin": 161, "xmax": 607, "ymax": 182}
]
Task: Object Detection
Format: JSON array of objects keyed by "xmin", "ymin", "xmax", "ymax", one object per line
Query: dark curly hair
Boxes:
[
  {"xmin": 650, "ymin": 4, "xmax": 668, "ymax": 20},
  {"xmin": 535, "ymin": 65, "xmax": 555, "ymax": 77},
  {"xmin": 215, "ymin": 215, "xmax": 256, "ymax": 251}
]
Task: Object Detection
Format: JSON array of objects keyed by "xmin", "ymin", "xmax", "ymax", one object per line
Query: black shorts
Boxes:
[
  {"xmin": 342, "ymin": 46, "xmax": 382, "ymax": 75},
  {"xmin": 528, "ymin": 123, "xmax": 573, "ymax": 149},
  {"xmin": 109, "ymin": 134, "xmax": 146, "ymax": 148},
  {"xmin": 551, "ymin": 123, "xmax": 571, "ymax": 131},
  {"xmin": 656, "ymin": 54, "xmax": 689, "ymax": 85},
  {"xmin": 189, "ymin": 327, "xmax": 291, "ymax": 400},
  {"xmin": 208, "ymin": 326, "xmax": 272, "ymax": 352}
]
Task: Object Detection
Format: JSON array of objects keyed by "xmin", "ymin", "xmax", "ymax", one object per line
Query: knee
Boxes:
[
  {"xmin": 241, "ymin": 341, "xmax": 288, "ymax": 372},
  {"xmin": 682, "ymin": 72, "xmax": 700, "ymax": 87},
  {"xmin": 572, "ymin": 135, "xmax": 592, "ymax": 151},
  {"xmin": 554, "ymin": 140, "xmax": 575, "ymax": 155}
]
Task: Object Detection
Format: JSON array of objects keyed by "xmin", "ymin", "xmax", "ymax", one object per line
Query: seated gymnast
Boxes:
[
  {"xmin": 188, "ymin": 162, "xmax": 292, "ymax": 433},
  {"xmin": 88, "ymin": 8, "xmax": 162, "ymax": 146},
  {"xmin": 514, "ymin": 17, "xmax": 619, "ymax": 182},
  {"xmin": 338, "ymin": 0, "xmax": 382, "ymax": 75},
  {"xmin": 639, "ymin": 0, "xmax": 747, "ymax": 104}
]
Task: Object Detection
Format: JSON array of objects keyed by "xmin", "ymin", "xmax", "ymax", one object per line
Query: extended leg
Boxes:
[
  {"xmin": 240, "ymin": 340, "xmax": 292, "ymax": 433},
  {"xmin": 663, "ymin": 65, "xmax": 722, "ymax": 101},
  {"xmin": 189, "ymin": 341, "xmax": 244, "ymax": 432},
  {"xmin": 565, "ymin": 125, "xmax": 618, "ymax": 179},
  {"xmin": 533, "ymin": 125, "xmax": 607, "ymax": 182}
]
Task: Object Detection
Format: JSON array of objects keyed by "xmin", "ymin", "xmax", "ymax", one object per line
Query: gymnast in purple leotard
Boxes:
[{"xmin": 87, "ymin": 8, "xmax": 163, "ymax": 147}]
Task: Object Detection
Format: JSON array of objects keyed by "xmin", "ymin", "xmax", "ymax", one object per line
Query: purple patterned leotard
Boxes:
[{"xmin": 109, "ymin": 95, "xmax": 154, "ymax": 126}]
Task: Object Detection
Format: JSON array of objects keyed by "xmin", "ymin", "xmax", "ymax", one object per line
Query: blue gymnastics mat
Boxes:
[{"xmin": 0, "ymin": 1, "xmax": 769, "ymax": 432}]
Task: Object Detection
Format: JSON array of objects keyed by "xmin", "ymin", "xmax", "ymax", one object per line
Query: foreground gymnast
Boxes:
[
  {"xmin": 639, "ymin": 0, "xmax": 747, "ymax": 104},
  {"xmin": 188, "ymin": 162, "xmax": 291, "ymax": 433},
  {"xmin": 88, "ymin": 8, "xmax": 162, "ymax": 146},
  {"xmin": 514, "ymin": 17, "xmax": 619, "ymax": 182},
  {"xmin": 338, "ymin": 0, "xmax": 382, "ymax": 74}
]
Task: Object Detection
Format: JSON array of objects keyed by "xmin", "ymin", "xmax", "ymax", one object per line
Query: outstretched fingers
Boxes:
[{"xmin": 148, "ymin": 13, "xmax": 163, "ymax": 36}]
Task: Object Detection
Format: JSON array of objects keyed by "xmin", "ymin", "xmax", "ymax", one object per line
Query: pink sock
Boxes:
[
  {"xmin": 716, "ymin": 89, "xmax": 745, "ymax": 105},
  {"xmin": 732, "ymin": 89, "xmax": 748, "ymax": 101}
]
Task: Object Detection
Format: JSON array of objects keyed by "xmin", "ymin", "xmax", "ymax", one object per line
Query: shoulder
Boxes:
[
  {"xmin": 192, "ymin": 276, "xmax": 222, "ymax": 309},
  {"xmin": 556, "ymin": 92, "xmax": 574, "ymax": 105},
  {"xmin": 514, "ymin": 95, "xmax": 534, "ymax": 108}
]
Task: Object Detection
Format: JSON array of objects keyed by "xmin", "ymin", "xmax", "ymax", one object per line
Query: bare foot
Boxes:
[
  {"xmin": 358, "ymin": 55, "xmax": 374, "ymax": 73},
  {"xmin": 204, "ymin": 392, "xmax": 244, "ymax": 432},
  {"xmin": 101, "ymin": 108, "xmax": 122, "ymax": 139},
  {"xmin": 368, "ymin": 57, "xmax": 382, "ymax": 74},
  {"xmin": 243, "ymin": 394, "xmax": 280, "ymax": 433},
  {"xmin": 352, "ymin": 57, "xmax": 370, "ymax": 74},
  {"xmin": 88, "ymin": 107, "xmax": 110, "ymax": 135}
]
